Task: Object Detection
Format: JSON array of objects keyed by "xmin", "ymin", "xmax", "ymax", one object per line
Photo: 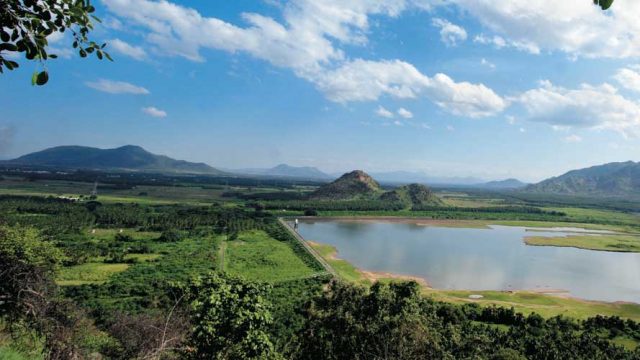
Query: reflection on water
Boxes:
[{"xmin": 296, "ymin": 220, "xmax": 640, "ymax": 303}]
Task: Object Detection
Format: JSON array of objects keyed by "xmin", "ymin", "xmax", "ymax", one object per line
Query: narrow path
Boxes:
[
  {"xmin": 218, "ymin": 240, "xmax": 227, "ymax": 272},
  {"xmin": 278, "ymin": 218, "xmax": 337, "ymax": 277}
]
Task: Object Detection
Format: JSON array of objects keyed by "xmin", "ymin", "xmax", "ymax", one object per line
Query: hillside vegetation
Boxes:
[
  {"xmin": 526, "ymin": 161, "xmax": 640, "ymax": 197},
  {"xmin": 3, "ymin": 145, "xmax": 224, "ymax": 175}
]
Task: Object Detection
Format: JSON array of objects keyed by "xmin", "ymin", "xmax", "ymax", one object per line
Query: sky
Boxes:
[{"xmin": 2, "ymin": 0, "xmax": 640, "ymax": 182}]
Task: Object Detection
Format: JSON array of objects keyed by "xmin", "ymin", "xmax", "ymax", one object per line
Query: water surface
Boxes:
[{"xmin": 296, "ymin": 219, "xmax": 640, "ymax": 303}]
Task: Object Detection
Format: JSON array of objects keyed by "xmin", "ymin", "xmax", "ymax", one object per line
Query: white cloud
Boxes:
[
  {"xmin": 450, "ymin": 0, "xmax": 640, "ymax": 59},
  {"xmin": 312, "ymin": 59, "xmax": 430, "ymax": 102},
  {"xmin": 431, "ymin": 18, "xmax": 467, "ymax": 46},
  {"xmin": 446, "ymin": 125, "xmax": 455, "ymax": 131},
  {"xmin": 313, "ymin": 60, "xmax": 505, "ymax": 117},
  {"xmin": 474, "ymin": 34, "xmax": 539, "ymax": 54},
  {"xmin": 397, "ymin": 107, "xmax": 413, "ymax": 119},
  {"xmin": 102, "ymin": 0, "xmax": 504, "ymax": 118},
  {"xmin": 85, "ymin": 79, "xmax": 150, "ymax": 94},
  {"xmin": 103, "ymin": 0, "xmax": 406, "ymax": 70},
  {"xmin": 141, "ymin": 106, "xmax": 167, "ymax": 118},
  {"xmin": 564, "ymin": 134, "xmax": 583, "ymax": 143},
  {"xmin": 393, "ymin": 120, "xmax": 403, "ymax": 126},
  {"xmin": 425, "ymin": 73, "xmax": 507, "ymax": 118},
  {"xmin": 109, "ymin": 38, "xmax": 147, "ymax": 60},
  {"xmin": 505, "ymin": 115, "xmax": 516, "ymax": 125},
  {"xmin": 614, "ymin": 67, "xmax": 640, "ymax": 93},
  {"xmin": 515, "ymin": 80, "xmax": 640, "ymax": 137},
  {"xmin": 375, "ymin": 106, "xmax": 394, "ymax": 118},
  {"xmin": 480, "ymin": 58, "xmax": 495, "ymax": 69}
]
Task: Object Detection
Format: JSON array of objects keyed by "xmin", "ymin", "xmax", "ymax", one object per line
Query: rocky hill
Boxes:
[{"xmin": 310, "ymin": 170, "xmax": 381, "ymax": 200}]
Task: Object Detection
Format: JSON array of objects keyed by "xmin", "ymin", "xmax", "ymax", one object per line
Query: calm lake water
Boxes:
[{"xmin": 296, "ymin": 219, "xmax": 640, "ymax": 303}]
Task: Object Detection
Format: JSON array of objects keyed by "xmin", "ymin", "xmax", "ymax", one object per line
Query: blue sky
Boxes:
[{"xmin": 2, "ymin": 0, "xmax": 640, "ymax": 182}]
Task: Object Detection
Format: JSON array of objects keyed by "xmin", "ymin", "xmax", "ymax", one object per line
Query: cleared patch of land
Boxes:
[
  {"xmin": 224, "ymin": 230, "xmax": 318, "ymax": 283},
  {"xmin": 525, "ymin": 234, "xmax": 640, "ymax": 252},
  {"xmin": 56, "ymin": 263, "xmax": 130, "ymax": 286}
]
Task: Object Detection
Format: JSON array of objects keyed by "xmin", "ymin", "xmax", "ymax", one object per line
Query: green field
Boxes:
[
  {"xmin": 224, "ymin": 230, "xmax": 318, "ymax": 282},
  {"xmin": 525, "ymin": 234, "xmax": 640, "ymax": 252}
]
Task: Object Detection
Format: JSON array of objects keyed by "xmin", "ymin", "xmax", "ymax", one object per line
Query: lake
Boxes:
[{"xmin": 295, "ymin": 219, "xmax": 640, "ymax": 303}]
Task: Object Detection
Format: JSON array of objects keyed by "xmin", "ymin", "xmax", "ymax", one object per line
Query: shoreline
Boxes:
[{"xmin": 302, "ymin": 237, "xmax": 640, "ymax": 309}]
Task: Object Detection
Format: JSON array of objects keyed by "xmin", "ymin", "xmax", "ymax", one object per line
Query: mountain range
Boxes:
[
  {"xmin": 525, "ymin": 161, "xmax": 640, "ymax": 196},
  {"xmin": 3, "ymin": 145, "xmax": 638, "ymax": 197},
  {"xmin": 1, "ymin": 145, "xmax": 225, "ymax": 175}
]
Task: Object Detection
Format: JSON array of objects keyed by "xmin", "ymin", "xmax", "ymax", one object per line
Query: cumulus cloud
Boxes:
[
  {"xmin": 109, "ymin": 38, "xmax": 148, "ymax": 60},
  {"xmin": 376, "ymin": 106, "xmax": 394, "ymax": 118},
  {"xmin": 85, "ymin": 79, "xmax": 150, "ymax": 94},
  {"xmin": 397, "ymin": 107, "xmax": 413, "ymax": 119},
  {"xmin": 313, "ymin": 60, "xmax": 505, "ymax": 117},
  {"xmin": 614, "ymin": 67, "xmax": 640, "ymax": 93},
  {"xmin": 312, "ymin": 59, "xmax": 430, "ymax": 102},
  {"xmin": 515, "ymin": 80, "xmax": 640, "ymax": 137},
  {"xmin": 431, "ymin": 18, "xmax": 467, "ymax": 46},
  {"xmin": 424, "ymin": 73, "xmax": 507, "ymax": 118},
  {"xmin": 141, "ymin": 106, "xmax": 167, "ymax": 118},
  {"xmin": 102, "ymin": 0, "xmax": 406, "ymax": 70},
  {"xmin": 453, "ymin": 0, "xmax": 640, "ymax": 59},
  {"xmin": 102, "ymin": 0, "xmax": 505, "ymax": 118}
]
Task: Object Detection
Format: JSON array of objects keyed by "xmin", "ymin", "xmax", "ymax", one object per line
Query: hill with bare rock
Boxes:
[{"xmin": 310, "ymin": 170, "xmax": 382, "ymax": 200}]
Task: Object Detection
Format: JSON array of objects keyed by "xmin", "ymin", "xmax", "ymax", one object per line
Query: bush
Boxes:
[
  {"xmin": 158, "ymin": 230, "xmax": 183, "ymax": 243},
  {"xmin": 304, "ymin": 209, "xmax": 318, "ymax": 216}
]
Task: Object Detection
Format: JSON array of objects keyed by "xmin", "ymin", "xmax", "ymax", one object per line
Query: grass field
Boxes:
[
  {"xmin": 56, "ymin": 263, "xmax": 130, "ymax": 286},
  {"xmin": 424, "ymin": 289, "xmax": 640, "ymax": 321},
  {"xmin": 525, "ymin": 234, "xmax": 640, "ymax": 252},
  {"xmin": 224, "ymin": 230, "xmax": 318, "ymax": 283}
]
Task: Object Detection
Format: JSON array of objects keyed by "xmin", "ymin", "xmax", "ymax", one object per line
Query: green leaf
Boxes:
[
  {"xmin": 31, "ymin": 71, "xmax": 38, "ymax": 86},
  {"xmin": 35, "ymin": 71, "xmax": 49, "ymax": 85},
  {"xmin": 595, "ymin": 0, "xmax": 614, "ymax": 10}
]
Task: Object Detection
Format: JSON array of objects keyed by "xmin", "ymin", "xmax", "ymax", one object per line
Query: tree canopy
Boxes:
[{"xmin": 0, "ymin": 0, "xmax": 110, "ymax": 85}]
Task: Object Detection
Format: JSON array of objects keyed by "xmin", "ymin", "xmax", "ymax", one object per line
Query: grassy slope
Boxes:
[{"xmin": 224, "ymin": 230, "xmax": 318, "ymax": 283}]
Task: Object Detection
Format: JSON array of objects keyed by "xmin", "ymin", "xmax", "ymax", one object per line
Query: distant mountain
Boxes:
[
  {"xmin": 311, "ymin": 170, "xmax": 381, "ymax": 200},
  {"xmin": 380, "ymin": 183, "xmax": 443, "ymax": 206},
  {"xmin": 480, "ymin": 178, "xmax": 528, "ymax": 189},
  {"xmin": 3, "ymin": 145, "xmax": 225, "ymax": 175},
  {"xmin": 230, "ymin": 164, "xmax": 331, "ymax": 180},
  {"xmin": 525, "ymin": 161, "xmax": 640, "ymax": 196}
]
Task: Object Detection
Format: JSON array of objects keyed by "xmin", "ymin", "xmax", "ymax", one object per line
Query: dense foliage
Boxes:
[{"xmin": 0, "ymin": 0, "xmax": 110, "ymax": 83}]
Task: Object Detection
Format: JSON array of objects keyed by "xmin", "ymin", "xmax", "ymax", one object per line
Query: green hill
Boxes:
[
  {"xmin": 3, "ymin": 145, "xmax": 225, "ymax": 175},
  {"xmin": 525, "ymin": 161, "xmax": 640, "ymax": 197},
  {"xmin": 380, "ymin": 183, "xmax": 443, "ymax": 206},
  {"xmin": 310, "ymin": 170, "xmax": 381, "ymax": 200}
]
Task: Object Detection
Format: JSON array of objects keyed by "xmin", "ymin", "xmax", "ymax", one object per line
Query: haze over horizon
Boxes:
[{"xmin": 3, "ymin": 1, "xmax": 640, "ymax": 182}]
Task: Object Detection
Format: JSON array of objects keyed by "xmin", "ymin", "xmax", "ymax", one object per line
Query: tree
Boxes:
[
  {"xmin": 0, "ymin": 0, "xmax": 111, "ymax": 85},
  {"xmin": 181, "ymin": 272, "xmax": 281, "ymax": 359}
]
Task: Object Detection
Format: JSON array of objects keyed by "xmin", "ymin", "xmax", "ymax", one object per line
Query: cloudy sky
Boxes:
[{"xmin": 2, "ymin": 0, "xmax": 640, "ymax": 181}]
